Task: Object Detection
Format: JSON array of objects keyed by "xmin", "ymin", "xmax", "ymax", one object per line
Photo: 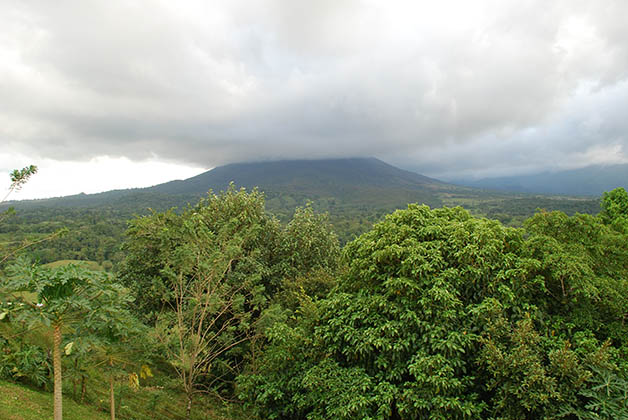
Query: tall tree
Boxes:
[
  {"xmin": 123, "ymin": 187, "xmax": 281, "ymax": 418},
  {"xmin": 1, "ymin": 260, "xmax": 133, "ymax": 420},
  {"xmin": 121, "ymin": 187, "xmax": 342, "ymax": 418}
]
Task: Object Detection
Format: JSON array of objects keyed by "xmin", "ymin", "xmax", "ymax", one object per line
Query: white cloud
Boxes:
[
  {"xmin": 1, "ymin": 0, "xmax": 628, "ymax": 197},
  {"xmin": 1, "ymin": 154, "xmax": 206, "ymax": 200}
]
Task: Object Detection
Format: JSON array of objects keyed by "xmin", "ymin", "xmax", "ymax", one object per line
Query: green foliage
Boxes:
[
  {"xmin": 0, "ymin": 338, "xmax": 52, "ymax": 389},
  {"xmin": 523, "ymin": 210, "xmax": 628, "ymax": 343},
  {"xmin": 120, "ymin": 186, "xmax": 281, "ymax": 318},
  {"xmin": 280, "ymin": 204, "xmax": 341, "ymax": 278},
  {"xmin": 600, "ymin": 187, "xmax": 628, "ymax": 232},
  {"xmin": 120, "ymin": 186, "xmax": 342, "ymax": 317},
  {"xmin": 2, "ymin": 259, "xmax": 132, "ymax": 328},
  {"xmin": 574, "ymin": 366, "xmax": 628, "ymax": 419},
  {"xmin": 7, "ymin": 165, "xmax": 38, "ymax": 196},
  {"xmin": 2, "ymin": 159, "xmax": 604, "ymax": 261},
  {"xmin": 240, "ymin": 203, "xmax": 628, "ymax": 420},
  {"xmin": 120, "ymin": 186, "xmax": 342, "ymax": 415},
  {"xmin": 3, "ymin": 161, "xmax": 626, "ymax": 420},
  {"xmin": 1, "ymin": 260, "xmax": 137, "ymax": 420},
  {"xmin": 0, "ymin": 207, "xmax": 128, "ymax": 268}
]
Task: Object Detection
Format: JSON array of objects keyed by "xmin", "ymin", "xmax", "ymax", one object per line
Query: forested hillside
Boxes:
[{"xmin": 0, "ymin": 159, "xmax": 601, "ymax": 266}]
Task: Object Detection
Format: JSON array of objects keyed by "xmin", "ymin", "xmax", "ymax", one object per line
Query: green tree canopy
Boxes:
[
  {"xmin": 119, "ymin": 186, "xmax": 342, "ymax": 409},
  {"xmin": 600, "ymin": 187, "xmax": 628, "ymax": 232},
  {"xmin": 240, "ymin": 204, "xmax": 628, "ymax": 420}
]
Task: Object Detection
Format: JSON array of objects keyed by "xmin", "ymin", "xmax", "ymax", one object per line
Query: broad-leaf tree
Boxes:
[
  {"xmin": 240, "ymin": 204, "xmax": 628, "ymax": 419},
  {"xmin": 122, "ymin": 187, "xmax": 280, "ymax": 418},
  {"xmin": 121, "ymin": 186, "xmax": 341, "ymax": 418},
  {"xmin": 1, "ymin": 260, "xmax": 133, "ymax": 420},
  {"xmin": 600, "ymin": 187, "xmax": 628, "ymax": 232}
]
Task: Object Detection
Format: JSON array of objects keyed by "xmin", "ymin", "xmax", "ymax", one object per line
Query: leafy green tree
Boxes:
[
  {"xmin": 279, "ymin": 204, "xmax": 341, "ymax": 278},
  {"xmin": 1, "ymin": 260, "xmax": 133, "ymax": 420},
  {"xmin": 120, "ymin": 187, "xmax": 342, "ymax": 417},
  {"xmin": 121, "ymin": 186, "xmax": 280, "ymax": 418},
  {"xmin": 600, "ymin": 187, "xmax": 628, "ymax": 231},
  {"xmin": 274, "ymin": 205, "xmax": 342, "ymax": 313},
  {"xmin": 523, "ymin": 210, "xmax": 628, "ymax": 343},
  {"xmin": 240, "ymin": 203, "xmax": 628, "ymax": 420},
  {"xmin": 120, "ymin": 186, "xmax": 282, "ymax": 319},
  {"xmin": 154, "ymin": 245, "xmax": 266, "ymax": 420},
  {"xmin": 241, "ymin": 205, "xmax": 519, "ymax": 419}
]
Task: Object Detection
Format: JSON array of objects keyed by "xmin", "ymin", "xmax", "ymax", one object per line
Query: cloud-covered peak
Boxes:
[{"xmin": 2, "ymin": 0, "xmax": 628, "ymax": 182}]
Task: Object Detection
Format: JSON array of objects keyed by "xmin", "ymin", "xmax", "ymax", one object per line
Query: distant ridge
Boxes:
[
  {"xmin": 3, "ymin": 158, "xmax": 452, "ymax": 213},
  {"xmin": 3, "ymin": 158, "xmax": 602, "ymax": 235},
  {"xmin": 0, "ymin": 158, "xmax": 600, "ymax": 243},
  {"xmin": 149, "ymin": 157, "xmax": 444, "ymax": 196},
  {"xmin": 460, "ymin": 163, "xmax": 628, "ymax": 196}
]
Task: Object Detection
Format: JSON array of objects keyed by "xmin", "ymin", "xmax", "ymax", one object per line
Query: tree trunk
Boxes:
[
  {"xmin": 53, "ymin": 323, "xmax": 63, "ymax": 420},
  {"xmin": 109, "ymin": 359, "xmax": 115, "ymax": 420},
  {"xmin": 80, "ymin": 375, "xmax": 86, "ymax": 404},
  {"xmin": 186, "ymin": 394, "xmax": 192, "ymax": 420},
  {"xmin": 73, "ymin": 359, "xmax": 77, "ymax": 398}
]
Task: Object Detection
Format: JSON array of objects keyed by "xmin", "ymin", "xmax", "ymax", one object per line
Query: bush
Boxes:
[{"xmin": 0, "ymin": 336, "xmax": 52, "ymax": 390}]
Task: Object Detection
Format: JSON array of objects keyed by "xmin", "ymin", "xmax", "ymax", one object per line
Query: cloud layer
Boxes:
[{"xmin": 2, "ymin": 0, "xmax": 628, "ymax": 180}]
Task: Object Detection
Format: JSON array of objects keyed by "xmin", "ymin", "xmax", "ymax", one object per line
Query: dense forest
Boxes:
[{"xmin": 1, "ymin": 167, "xmax": 627, "ymax": 419}]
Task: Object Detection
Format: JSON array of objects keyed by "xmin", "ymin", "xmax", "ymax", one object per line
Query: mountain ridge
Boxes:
[
  {"xmin": 458, "ymin": 163, "xmax": 628, "ymax": 196},
  {"xmin": 2, "ymin": 157, "xmax": 604, "ymax": 243},
  {"xmin": 4, "ymin": 157, "xmax": 453, "ymax": 211},
  {"xmin": 148, "ymin": 157, "xmax": 446, "ymax": 195},
  {"xmin": 3, "ymin": 158, "xmax": 602, "ymax": 232}
]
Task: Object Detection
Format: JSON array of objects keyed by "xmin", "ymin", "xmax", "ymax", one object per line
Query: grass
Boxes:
[
  {"xmin": 0, "ymin": 323, "xmax": 251, "ymax": 420},
  {"xmin": 77, "ymin": 366, "xmax": 250, "ymax": 420},
  {"xmin": 0, "ymin": 374, "xmax": 251, "ymax": 420},
  {"xmin": 0, "ymin": 379, "xmax": 109, "ymax": 420}
]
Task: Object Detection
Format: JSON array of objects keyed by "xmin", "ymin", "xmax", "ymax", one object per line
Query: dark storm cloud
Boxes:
[{"xmin": 2, "ymin": 0, "xmax": 628, "ymax": 177}]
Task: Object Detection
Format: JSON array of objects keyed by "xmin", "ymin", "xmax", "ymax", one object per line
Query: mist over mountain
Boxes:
[
  {"xmin": 149, "ymin": 158, "xmax": 444, "ymax": 195},
  {"xmin": 458, "ymin": 164, "xmax": 628, "ymax": 196}
]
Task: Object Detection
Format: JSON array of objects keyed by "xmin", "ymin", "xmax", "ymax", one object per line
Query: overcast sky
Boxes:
[{"xmin": 2, "ymin": 0, "xmax": 628, "ymax": 199}]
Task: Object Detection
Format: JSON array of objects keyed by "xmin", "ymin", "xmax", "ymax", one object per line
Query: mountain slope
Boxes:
[
  {"xmin": 6, "ymin": 158, "xmax": 453, "ymax": 213},
  {"xmin": 146, "ymin": 157, "xmax": 471, "ymax": 217},
  {"xmin": 460, "ymin": 164, "xmax": 628, "ymax": 196},
  {"xmin": 2, "ymin": 157, "xmax": 602, "ymax": 245},
  {"xmin": 149, "ymin": 157, "xmax": 444, "ymax": 195},
  {"xmin": 4, "ymin": 158, "xmax": 601, "ymax": 225}
]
